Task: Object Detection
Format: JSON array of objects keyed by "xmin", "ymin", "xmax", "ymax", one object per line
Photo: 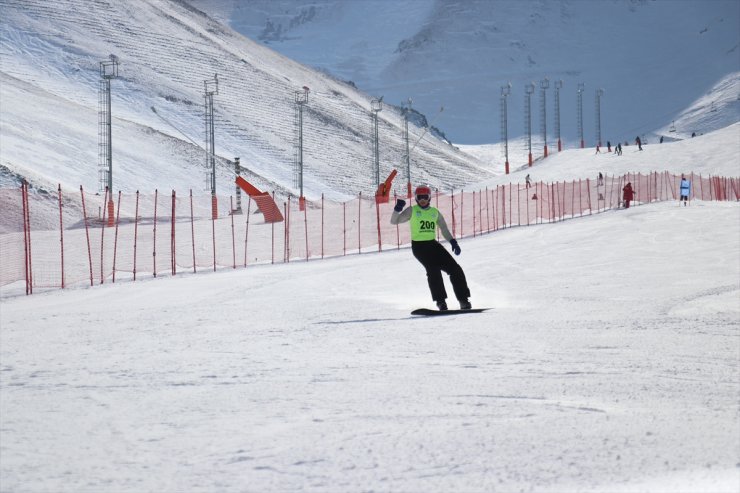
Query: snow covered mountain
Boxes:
[
  {"xmin": 0, "ymin": 0, "xmax": 492, "ymax": 201},
  {"xmin": 192, "ymin": 0, "xmax": 740, "ymax": 144},
  {"xmin": 0, "ymin": 0, "xmax": 738, "ymax": 207}
]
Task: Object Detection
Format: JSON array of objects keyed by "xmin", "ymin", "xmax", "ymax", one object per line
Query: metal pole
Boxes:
[
  {"xmin": 595, "ymin": 88, "xmax": 604, "ymax": 148},
  {"xmin": 540, "ymin": 78, "xmax": 549, "ymax": 158},
  {"xmin": 577, "ymin": 82, "xmax": 585, "ymax": 148},
  {"xmin": 501, "ymin": 82, "xmax": 511, "ymax": 175},
  {"xmin": 525, "ymin": 82, "xmax": 535, "ymax": 166},
  {"xmin": 371, "ymin": 97, "xmax": 383, "ymax": 187},
  {"xmin": 294, "ymin": 86, "xmax": 309, "ymax": 208},
  {"xmin": 403, "ymin": 98, "xmax": 412, "ymax": 197},
  {"xmin": 234, "ymin": 157, "xmax": 241, "ymax": 212},
  {"xmin": 105, "ymin": 78, "xmax": 112, "ymax": 192},
  {"xmin": 555, "ymin": 80, "xmax": 563, "ymax": 152}
]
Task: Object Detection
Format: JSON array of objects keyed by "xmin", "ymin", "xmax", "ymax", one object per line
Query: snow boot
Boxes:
[{"xmin": 436, "ymin": 301, "xmax": 448, "ymax": 311}]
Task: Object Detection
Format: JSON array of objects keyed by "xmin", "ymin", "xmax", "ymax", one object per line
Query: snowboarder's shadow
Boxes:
[{"xmin": 318, "ymin": 316, "xmax": 414, "ymax": 325}]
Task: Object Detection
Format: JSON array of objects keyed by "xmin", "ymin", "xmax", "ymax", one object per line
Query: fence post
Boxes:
[
  {"xmin": 479, "ymin": 189, "xmax": 484, "ymax": 233},
  {"xmin": 244, "ymin": 197, "xmax": 251, "ymax": 267},
  {"xmin": 570, "ymin": 179, "xmax": 575, "ymax": 217},
  {"xmin": 492, "ymin": 188, "xmax": 498, "ymax": 231},
  {"xmin": 154, "ymin": 189, "xmax": 158, "ymax": 277},
  {"xmin": 100, "ymin": 187, "xmax": 108, "ymax": 284},
  {"xmin": 134, "ymin": 191, "xmax": 139, "ymax": 280},
  {"xmin": 507, "ymin": 184, "xmax": 512, "ymax": 227},
  {"xmin": 22, "ymin": 182, "xmax": 31, "ymax": 294},
  {"xmin": 57, "ymin": 185, "xmax": 65, "ymax": 289},
  {"xmin": 80, "ymin": 186, "xmax": 93, "ymax": 287},
  {"xmin": 172, "ymin": 191, "xmax": 177, "ymax": 275},
  {"xmin": 271, "ymin": 192, "xmax": 276, "ymax": 264},
  {"xmin": 358, "ymin": 192, "xmax": 362, "ymax": 254},
  {"xmin": 190, "ymin": 190, "xmax": 196, "ymax": 273},
  {"xmin": 450, "ymin": 190, "xmax": 456, "ymax": 239},
  {"xmin": 321, "ymin": 194, "xmax": 325, "ymax": 259},
  {"xmin": 230, "ymin": 196, "xmax": 235, "ymax": 269},
  {"xmin": 501, "ymin": 185, "xmax": 506, "ymax": 228},
  {"xmin": 284, "ymin": 200, "xmax": 289, "ymax": 263},
  {"xmin": 394, "ymin": 192, "xmax": 400, "ymax": 249},
  {"xmin": 472, "ymin": 191, "xmax": 476, "ymax": 237},
  {"xmin": 112, "ymin": 191, "xmax": 121, "ymax": 282},
  {"xmin": 485, "ymin": 187, "xmax": 490, "ymax": 232},
  {"xmin": 375, "ymin": 200, "xmax": 382, "ymax": 252},
  {"xmin": 461, "ymin": 190, "xmax": 465, "ymax": 236},
  {"xmin": 304, "ymin": 196, "xmax": 309, "ymax": 260}
]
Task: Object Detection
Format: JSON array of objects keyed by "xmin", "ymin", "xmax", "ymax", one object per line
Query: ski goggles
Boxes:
[{"xmin": 415, "ymin": 194, "xmax": 430, "ymax": 201}]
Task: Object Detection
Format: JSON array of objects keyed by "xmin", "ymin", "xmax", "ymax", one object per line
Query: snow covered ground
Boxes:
[
  {"xmin": 1, "ymin": 197, "xmax": 738, "ymax": 492},
  {"xmin": 1, "ymin": 1, "xmax": 739, "ymax": 491}
]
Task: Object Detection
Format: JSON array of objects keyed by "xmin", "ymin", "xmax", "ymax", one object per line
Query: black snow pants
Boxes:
[{"xmin": 411, "ymin": 240, "xmax": 470, "ymax": 303}]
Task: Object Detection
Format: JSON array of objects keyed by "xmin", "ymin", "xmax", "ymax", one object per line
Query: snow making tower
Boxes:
[
  {"xmin": 204, "ymin": 74, "xmax": 219, "ymax": 219},
  {"xmin": 294, "ymin": 86, "xmax": 309, "ymax": 210},
  {"xmin": 98, "ymin": 54, "xmax": 118, "ymax": 226},
  {"xmin": 525, "ymin": 82, "xmax": 535, "ymax": 167},
  {"xmin": 577, "ymin": 83, "xmax": 585, "ymax": 149},
  {"xmin": 500, "ymin": 84, "xmax": 511, "ymax": 174},
  {"xmin": 370, "ymin": 96, "xmax": 383, "ymax": 189}
]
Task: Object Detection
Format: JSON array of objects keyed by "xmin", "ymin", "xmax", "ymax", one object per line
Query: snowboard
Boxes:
[{"xmin": 411, "ymin": 308, "xmax": 490, "ymax": 316}]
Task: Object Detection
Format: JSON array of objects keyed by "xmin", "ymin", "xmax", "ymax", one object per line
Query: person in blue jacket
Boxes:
[
  {"xmin": 680, "ymin": 175, "xmax": 691, "ymax": 206},
  {"xmin": 391, "ymin": 185, "xmax": 471, "ymax": 311}
]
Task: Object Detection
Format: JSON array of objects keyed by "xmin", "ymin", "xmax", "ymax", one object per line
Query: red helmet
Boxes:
[
  {"xmin": 414, "ymin": 185, "xmax": 432, "ymax": 206},
  {"xmin": 414, "ymin": 185, "xmax": 431, "ymax": 198}
]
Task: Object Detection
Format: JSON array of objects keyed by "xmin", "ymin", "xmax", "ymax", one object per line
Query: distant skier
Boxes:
[
  {"xmin": 635, "ymin": 136, "xmax": 643, "ymax": 151},
  {"xmin": 525, "ymin": 174, "xmax": 532, "ymax": 188},
  {"xmin": 607, "ymin": 141, "xmax": 612, "ymax": 152},
  {"xmin": 616, "ymin": 143, "xmax": 622, "ymax": 156},
  {"xmin": 391, "ymin": 186, "xmax": 471, "ymax": 311},
  {"xmin": 622, "ymin": 182, "xmax": 635, "ymax": 209},
  {"xmin": 679, "ymin": 175, "xmax": 691, "ymax": 206}
]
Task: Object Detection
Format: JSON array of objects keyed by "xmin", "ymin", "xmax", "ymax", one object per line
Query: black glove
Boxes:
[
  {"xmin": 450, "ymin": 239, "xmax": 461, "ymax": 255},
  {"xmin": 394, "ymin": 199, "xmax": 406, "ymax": 212}
]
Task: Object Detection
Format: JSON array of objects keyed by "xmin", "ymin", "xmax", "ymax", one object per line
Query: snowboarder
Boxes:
[
  {"xmin": 525, "ymin": 174, "xmax": 532, "ymax": 188},
  {"xmin": 391, "ymin": 186, "xmax": 471, "ymax": 311},
  {"xmin": 635, "ymin": 136, "xmax": 643, "ymax": 151},
  {"xmin": 679, "ymin": 175, "xmax": 691, "ymax": 206},
  {"xmin": 622, "ymin": 182, "xmax": 635, "ymax": 209}
]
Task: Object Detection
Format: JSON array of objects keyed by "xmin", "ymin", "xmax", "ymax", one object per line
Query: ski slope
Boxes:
[
  {"xmin": 1, "ymin": 1, "xmax": 739, "ymax": 490},
  {"xmin": 1, "ymin": 169, "xmax": 738, "ymax": 491}
]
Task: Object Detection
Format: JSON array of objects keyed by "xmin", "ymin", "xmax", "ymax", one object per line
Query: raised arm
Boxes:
[{"xmin": 390, "ymin": 205, "xmax": 412, "ymax": 225}]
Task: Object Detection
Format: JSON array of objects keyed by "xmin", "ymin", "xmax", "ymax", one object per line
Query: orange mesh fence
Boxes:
[{"xmin": 1, "ymin": 172, "xmax": 737, "ymax": 296}]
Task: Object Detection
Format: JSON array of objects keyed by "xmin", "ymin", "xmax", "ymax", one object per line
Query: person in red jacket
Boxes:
[{"xmin": 622, "ymin": 182, "xmax": 635, "ymax": 209}]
